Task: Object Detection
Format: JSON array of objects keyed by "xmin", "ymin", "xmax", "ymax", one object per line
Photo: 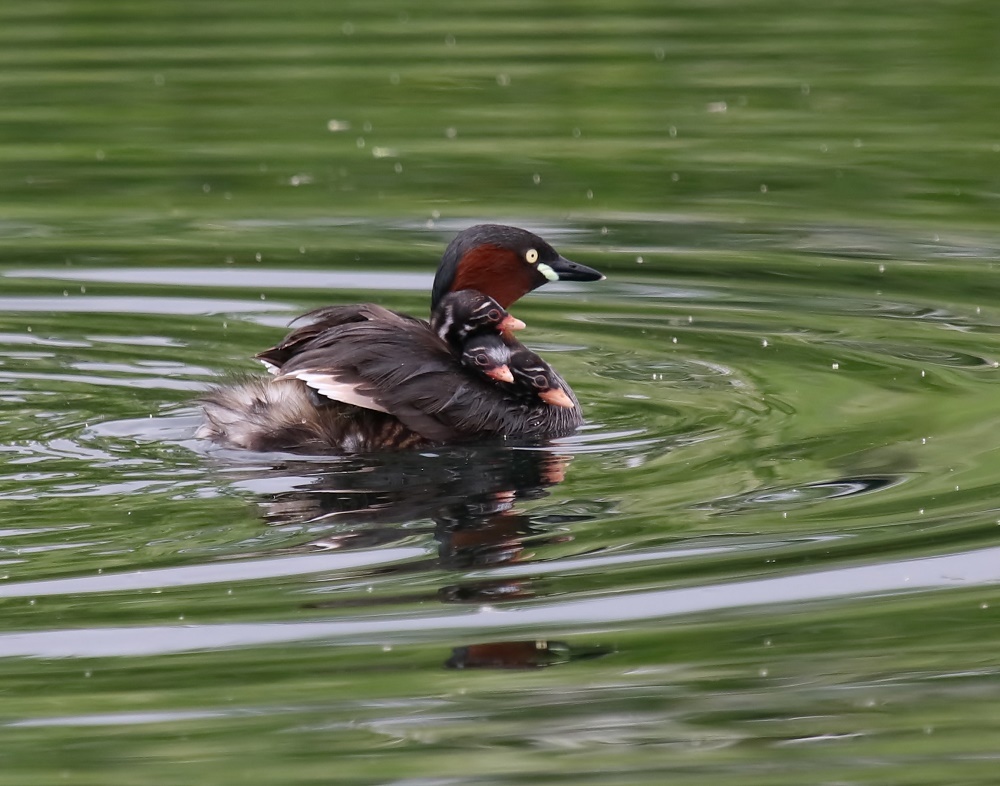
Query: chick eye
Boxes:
[
  {"xmin": 475, "ymin": 354, "xmax": 489, "ymax": 366},
  {"xmin": 533, "ymin": 374, "xmax": 547, "ymax": 388},
  {"xmin": 486, "ymin": 308, "xmax": 501, "ymax": 322},
  {"xmin": 525, "ymin": 248, "xmax": 538, "ymax": 264}
]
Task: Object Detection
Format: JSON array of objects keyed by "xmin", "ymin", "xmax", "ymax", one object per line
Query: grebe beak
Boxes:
[
  {"xmin": 539, "ymin": 387, "xmax": 575, "ymax": 409},
  {"xmin": 543, "ymin": 254, "xmax": 605, "ymax": 282},
  {"xmin": 485, "ymin": 365, "xmax": 514, "ymax": 383},
  {"xmin": 500, "ymin": 314, "xmax": 526, "ymax": 332}
]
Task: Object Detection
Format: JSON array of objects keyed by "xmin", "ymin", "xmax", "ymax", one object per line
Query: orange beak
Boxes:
[
  {"xmin": 485, "ymin": 364, "xmax": 514, "ymax": 383},
  {"xmin": 500, "ymin": 314, "xmax": 526, "ymax": 332},
  {"xmin": 539, "ymin": 387, "xmax": 575, "ymax": 409}
]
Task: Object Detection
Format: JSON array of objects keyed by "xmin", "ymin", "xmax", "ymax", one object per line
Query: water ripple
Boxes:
[{"xmin": 1, "ymin": 546, "xmax": 997, "ymax": 659}]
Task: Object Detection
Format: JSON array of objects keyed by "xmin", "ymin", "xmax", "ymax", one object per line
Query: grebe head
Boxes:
[
  {"xmin": 431, "ymin": 224, "xmax": 604, "ymax": 311},
  {"xmin": 507, "ymin": 344, "xmax": 576, "ymax": 409},
  {"xmin": 430, "ymin": 289, "xmax": 525, "ymax": 346},
  {"xmin": 460, "ymin": 332, "xmax": 513, "ymax": 383}
]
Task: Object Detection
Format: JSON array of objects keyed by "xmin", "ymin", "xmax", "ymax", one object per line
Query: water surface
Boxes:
[{"xmin": 2, "ymin": 2, "xmax": 1000, "ymax": 784}]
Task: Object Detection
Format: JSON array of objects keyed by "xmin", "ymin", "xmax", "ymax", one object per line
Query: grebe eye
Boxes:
[
  {"xmin": 476, "ymin": 354, "xmax": 489, "ymax": 366},
  {"xmin": 525, "ymin": 248, "xmax": 538, "ymax": 264},
  {"xmin": 487, "ymin": 308, "xmax": 501, "ymax": 322},
  {"xmin": 533, "ymin": 375, "xmax": 547, "ymax": 388}
]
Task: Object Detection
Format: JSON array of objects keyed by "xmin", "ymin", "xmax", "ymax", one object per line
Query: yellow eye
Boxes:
[{"xmin": 525, "ymin": 248, "xmax": 538, "ymax": 264}]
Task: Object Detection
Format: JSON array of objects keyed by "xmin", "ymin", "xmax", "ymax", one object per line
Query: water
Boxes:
[{"xmin": 3, "ymin": 2, "xmax": 1000, "ymax": 783}]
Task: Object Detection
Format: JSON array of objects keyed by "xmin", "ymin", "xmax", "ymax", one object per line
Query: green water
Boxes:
[{"xmin": 3, "ymin": 2, "xmax": 1000, "ymax": 784}]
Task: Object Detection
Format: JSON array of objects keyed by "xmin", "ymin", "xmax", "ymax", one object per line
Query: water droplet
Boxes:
[
  {"xmin": 532, "ymin": 173, "xmax": 541, "ymax": 185},
  {"xmin": 831, "ymin": 362, "xmax": 839, "ymax": 370},
  {"xmin": 496, "ymin": 73, "xmax": 510, "ymax": 86},
  {"xmin": 761, "ymin": 339, "xmax": 768, "ymax": 347},
  {"xmin": 445, "ymin": 127, "xmax": 457, "ymax": 139},
  {"xmin": 760, "ymin": 184, "xmax": 768, "ymax": 193}
]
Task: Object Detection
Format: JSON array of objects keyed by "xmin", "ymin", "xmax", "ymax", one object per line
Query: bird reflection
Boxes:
[
  {"xmin": 446, "ymin": 639, "xmax": 610, "ymax": 670},
  {"xmin": 253, "ymin": 445, "xmax": 575, "ymax": 563},
  {"xmin": 213, "ymin": 443, "xmax": 610, "ymax": 667}
]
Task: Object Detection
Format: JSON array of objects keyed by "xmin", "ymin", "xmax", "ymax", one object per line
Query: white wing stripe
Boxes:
[{"xmin": 282, "ymin": 371, "xmax": 389, "ymax": 413}]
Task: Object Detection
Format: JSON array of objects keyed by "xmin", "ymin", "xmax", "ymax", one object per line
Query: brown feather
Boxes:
[{"xmin": 450, "ymin": 246, "xmax": 537, "ymax": 309}]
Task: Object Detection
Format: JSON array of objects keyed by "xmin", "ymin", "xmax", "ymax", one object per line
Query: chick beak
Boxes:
[
  {"xmin": 539, "ymin": 387, "xmax": 575, "ymax": 409},
  {"xmin": 485, "ymin": 364, "xmax": 514, "ymax": 383},
  {"xmin": 500, "ymin": 314, "xmax": 526, "ymax": 332}
]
